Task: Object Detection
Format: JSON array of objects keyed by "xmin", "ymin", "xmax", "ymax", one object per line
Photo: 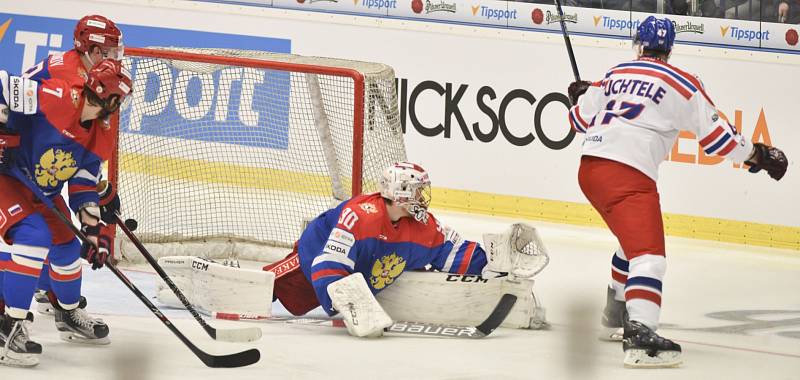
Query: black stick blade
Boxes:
[
  {"xmin": 199, "ymin": 348, "xmax": 261, "ymax": 368},
  {"xmin": 475, "ymin": 294, "xmax": 518, "ymax": 337}
]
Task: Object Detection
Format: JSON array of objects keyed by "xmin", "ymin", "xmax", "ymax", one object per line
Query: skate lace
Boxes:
[
  {"xmin": 2, "ymin": 320, "xmax": 30, "ymax": 354},
  {"xmin": 71, "ymin": 308, "xmax": 97, "ymax": 330}
]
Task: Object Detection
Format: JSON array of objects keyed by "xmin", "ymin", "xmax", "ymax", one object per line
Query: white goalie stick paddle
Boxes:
[
  {"xmin": 115, "ymin": 215, "xmax": 263, "ymax": 343},
  {"xmin": 215, "ymin": 293, "xmax": 518, "ymax": 339}
]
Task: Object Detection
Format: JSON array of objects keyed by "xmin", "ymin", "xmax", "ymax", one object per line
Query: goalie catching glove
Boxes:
[{"xmin": 481, "ymin": 223, "xmax": 549, "ymax": 280}]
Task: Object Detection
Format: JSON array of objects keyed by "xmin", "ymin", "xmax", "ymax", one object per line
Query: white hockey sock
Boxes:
[{"xmin": 624, "ymin": 254, "xmax": 666, "ymax": 330}]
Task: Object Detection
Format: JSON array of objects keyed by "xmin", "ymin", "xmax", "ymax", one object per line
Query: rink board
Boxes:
[{"xmin": 0, "ymin": 2, "xmax": 797, "ymax": 250}]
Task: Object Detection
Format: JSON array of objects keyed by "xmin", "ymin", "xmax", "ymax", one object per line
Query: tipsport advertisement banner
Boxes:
[
  {"xmin": 271, "ymin": 0, "xmax": 395, "ymax": 16},
  {"xmin": 507, "ymin": 4, "xmax": 633, "ymax": 38},
  {"xmin": 0, "ymin": 13, "xmax": 293, "ymax": 150},
  {"xmin": 387, "ymin": 0, "xmax": 515, "ymax": 28}
]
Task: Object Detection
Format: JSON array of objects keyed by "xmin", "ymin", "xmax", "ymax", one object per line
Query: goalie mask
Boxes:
[{"xmin": 379, "ymin": 162, "xmax": 432, "ymax": 224}]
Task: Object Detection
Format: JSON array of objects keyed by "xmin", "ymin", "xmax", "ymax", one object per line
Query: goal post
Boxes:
[{"xmin": 111, "ymin": 47, "xmax": 406, "ymax": 263}]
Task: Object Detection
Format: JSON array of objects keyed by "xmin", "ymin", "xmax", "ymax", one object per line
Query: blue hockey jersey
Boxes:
[
  {"xmin": 1, "ymin": 72, "xmax": 113, "ymax": 213},
  {"xmin": 297, "ymin": 192, "xmax": 488, "ymax": 315}
]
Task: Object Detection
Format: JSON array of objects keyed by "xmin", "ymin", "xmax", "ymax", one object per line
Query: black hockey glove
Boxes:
[
  {"xmin": 80, "ymin": 223, "xmax": 112, "ymax": 270},
  {"xmin": 568, "ymin": 80, "xmax": 592, "ymax": 106},
  {"xmin": 744, "ymin": 143, "xmax": 788, "ymax": 181},
  {"xmin": 97, "ymin": 180, "xmax": 121, "ymax": 224}
]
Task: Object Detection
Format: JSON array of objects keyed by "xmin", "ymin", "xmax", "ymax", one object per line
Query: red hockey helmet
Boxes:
[
  {"xmin": 74, "ymin": 15, "xmax": 124, "ymax": 61},
  {"xmin": 85, "ymin": 59, "xmax": 133, "ymax": 113}
]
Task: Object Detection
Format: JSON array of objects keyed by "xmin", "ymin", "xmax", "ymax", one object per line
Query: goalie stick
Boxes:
[
  {"xmin": 113, "ymin": 214, "xmax": 263, "ymax": 343},
  {"xmin": 9, "ymin": 170, "xmax": 260, "ymax": 368},
  {"xmin": 214, "ymin": 293, "xmax": 518, "ymax": 339}
]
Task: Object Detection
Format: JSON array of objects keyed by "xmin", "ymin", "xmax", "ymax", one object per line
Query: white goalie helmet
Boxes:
[{"xmin": 379, "ymin": 162, "xmax": 432, "ymax": 223}]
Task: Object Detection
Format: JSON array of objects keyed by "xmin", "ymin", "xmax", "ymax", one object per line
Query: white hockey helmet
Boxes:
[{"xmin": 379, "ymin": 162, "xmax": 432, "ymax": 223}]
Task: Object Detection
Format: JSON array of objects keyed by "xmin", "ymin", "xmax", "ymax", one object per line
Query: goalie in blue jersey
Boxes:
[{"xmin": 263, "ymin": 162, "xmax": 547, "ymax": 337}]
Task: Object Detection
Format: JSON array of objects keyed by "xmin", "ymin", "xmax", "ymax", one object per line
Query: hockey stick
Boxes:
[
  {"xmin": 112, "ymin": 214, "xmax": 263, "ymax": 343},
  {"xmin": 552, "ymin": 0, "xmax": 581, "ymax": 81},
  {"xmin": 215, "ymin": 293, "xmax": 518, "ymax": 339},
  {"xmin": 10, "ymin": 173, "xmax": 260, "ymax": 368}
]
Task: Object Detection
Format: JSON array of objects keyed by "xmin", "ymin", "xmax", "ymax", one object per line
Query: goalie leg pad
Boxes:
[
  {"xmin": 376, "ymin": 271, "xmax": 546, "ymax": 329},
  {"xmin": 327, "ymin": 273, "xmax": 392, "ymax": 338},
  {"xmin": 157, "ymin": 256, "xmax": 274, "ymax": 318},
  {"xmin": 263, "ymin": 252, "xmax": 320, "ymax": 316}
]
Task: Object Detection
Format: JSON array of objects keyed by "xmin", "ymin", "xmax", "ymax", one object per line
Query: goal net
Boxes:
[{"xmin": 112, "ymin": 47, "xmax": 406, "ymax": 263}]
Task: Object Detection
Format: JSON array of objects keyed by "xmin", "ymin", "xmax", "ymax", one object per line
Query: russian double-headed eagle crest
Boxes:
[
  {"xmin": 35, "ymin": 148, "xmax": 77, "ymax": 187},
  {"xmin": 370, "ymin": 253, "xmax": 406, "ymax": 290}
]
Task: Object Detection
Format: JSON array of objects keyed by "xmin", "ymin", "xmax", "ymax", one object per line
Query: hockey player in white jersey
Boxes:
[{"xmin": 567, "ymin": 16, "xmax": 787, "ymax": 368}]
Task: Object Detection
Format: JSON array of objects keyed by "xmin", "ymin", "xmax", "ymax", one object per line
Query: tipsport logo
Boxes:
[
  {"xmin": 357, "ymin": 0, "xmax": 398, "ymax": 9},
  {"xmin": 470, "ymin": 5, "xmax": 518, "ymax": 21},
  {"xmin": 719, "ymin": 25, "xmax": 770, "ymax": 42},
  {"xmin": 593, "ymin": 16, "xmax": 640, "ymax": 32}
]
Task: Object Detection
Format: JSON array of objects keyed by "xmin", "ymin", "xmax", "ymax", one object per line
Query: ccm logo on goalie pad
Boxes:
[
  {"xmin": 192, "ymin": 261, "xmax": 209, "ymax": 271},
  {"xmin": 446, "ymin": 274, "xmax": 489, "ymax": 283}
]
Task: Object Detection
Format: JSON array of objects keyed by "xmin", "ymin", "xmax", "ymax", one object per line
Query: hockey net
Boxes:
[{"xmin": 112, "ymin": 47, "xmax": 406, "ymax": 264}]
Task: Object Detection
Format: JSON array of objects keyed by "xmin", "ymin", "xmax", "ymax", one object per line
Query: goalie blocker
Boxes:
[{"xmin": 156, "ymin": 223, "xmax": 548, "ymax": 331}]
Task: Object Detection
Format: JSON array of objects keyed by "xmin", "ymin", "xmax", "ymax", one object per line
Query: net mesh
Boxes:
[{"xmin": 114, "ymin": 47, "xmax": 405, "ymax": 260}]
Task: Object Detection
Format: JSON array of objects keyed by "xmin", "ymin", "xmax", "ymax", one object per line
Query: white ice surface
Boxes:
[{"xmin": 3, "ymin": 210, "xmax": 799, "ymax": 379}]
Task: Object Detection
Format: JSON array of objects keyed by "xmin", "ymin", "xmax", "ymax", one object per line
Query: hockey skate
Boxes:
[
  {"xmin": 54, "ymin": 306, "xmax": 110, "ymax": 345},
  {"xmin": 0, "ymin": 314, "xmax": 42, "ymax": 367},
  {"xmin": 622, "ymin": 320, "xmax": 682, "ymax": 368},
  {"xmin": 600, "ymin": 287, "xmax": 626, "ymax": 341},
  {"xmin": 36, "ymin": 290, "xmax": 89, "ymax": 316}
]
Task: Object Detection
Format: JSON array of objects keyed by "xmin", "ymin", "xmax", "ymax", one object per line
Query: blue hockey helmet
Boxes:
[{"xmin": 634, "ymin": 16, "xmax": 675, "ymax": 52}]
